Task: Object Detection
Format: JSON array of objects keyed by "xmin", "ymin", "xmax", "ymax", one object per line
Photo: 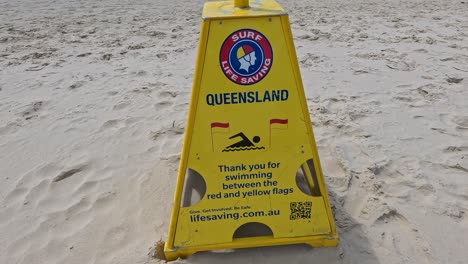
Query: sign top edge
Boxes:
[{"xmin": 202, "ymin": 0, "xmax": 287, "ymax": 19}]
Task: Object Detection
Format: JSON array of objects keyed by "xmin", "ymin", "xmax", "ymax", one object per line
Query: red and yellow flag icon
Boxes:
[
  {"xmin": 269, "ymin": 118, "xmax": 288, "ymax": 129},
  {"xmin": 210, "ymin": 122, "xmax": 230, "ymax": 132}
]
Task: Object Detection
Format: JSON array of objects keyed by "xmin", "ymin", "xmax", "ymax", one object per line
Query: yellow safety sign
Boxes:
[{"xmin": 164, "ymin": 0, "xmax": 338, "ymax": 260}]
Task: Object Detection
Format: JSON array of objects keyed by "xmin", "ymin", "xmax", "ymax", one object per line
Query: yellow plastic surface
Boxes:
[
  {"xmin": 234, "ymin": 0, "xmax": 249, "ymax": 8},
  {"xmin": 164, "ymin": 0, "xmax": 338, "ymax": 261}
]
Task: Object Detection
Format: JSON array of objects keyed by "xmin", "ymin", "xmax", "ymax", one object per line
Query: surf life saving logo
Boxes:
[{"xmin": 220, "ymin": 29, "xmax": 273, "ymax": 85}]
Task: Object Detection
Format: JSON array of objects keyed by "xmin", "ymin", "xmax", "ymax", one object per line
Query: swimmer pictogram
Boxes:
[{"xmin": 223, "ymin": 132, "xmax": 264, "ymax": 152}]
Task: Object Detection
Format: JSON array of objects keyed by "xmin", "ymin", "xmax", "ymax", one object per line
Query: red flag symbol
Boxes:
[
  {"xmin": 211, "ymin": 122, "xmax": 230, "ymax": 128},
  {"xmin": 270, "ymin": 119, "xmax": 288, "ymax": 125}
]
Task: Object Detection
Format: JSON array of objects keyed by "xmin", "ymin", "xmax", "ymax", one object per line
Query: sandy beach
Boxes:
[{"xmin": 1, "ymin": 0, "xmax": 468, "ymax": 263}]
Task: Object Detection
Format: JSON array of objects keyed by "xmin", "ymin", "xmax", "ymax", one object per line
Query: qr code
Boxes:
[{"xmin": 290, "ymin": 201, "xmax": 312, "ymax": 220}]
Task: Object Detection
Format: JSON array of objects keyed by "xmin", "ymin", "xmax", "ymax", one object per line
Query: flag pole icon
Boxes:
[
  {"xmin": 210, "ymin": 122, "xmax": 230, "ymax": 151},
  {"xmin": 269, "ymin": 118, "xmax": 288, "ymax": 148}
]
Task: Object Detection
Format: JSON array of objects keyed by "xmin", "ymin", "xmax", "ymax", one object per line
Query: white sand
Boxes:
[{"xmin": 1, "ymin": 0, "xmax": 467, "ymax": 263}]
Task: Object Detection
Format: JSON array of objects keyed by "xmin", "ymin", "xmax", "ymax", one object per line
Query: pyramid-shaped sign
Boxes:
[{"xmin": 164, "ymin": 0, "xmax": 338, "ymax": 260}]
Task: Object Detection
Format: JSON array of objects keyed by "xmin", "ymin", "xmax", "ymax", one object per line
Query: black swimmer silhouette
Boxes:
[{"xmin": 223, "ymin": 132, "xmax": 264, "ymax": 152}]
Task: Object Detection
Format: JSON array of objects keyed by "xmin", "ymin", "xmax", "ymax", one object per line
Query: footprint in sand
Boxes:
[
  {"xmin": 370, "ymin": 157, "xmax": 435, "ymax": 202},
  {"xmin": 440, "ymin": 114, "xmax": 468, "ymax": 135},
  {"xmin": 372, "ymin": 207, "xmax": 434, "ymax": 263},
  {"xmin": 156, "ymin": 52, "xmax": 168, "ymax": 60},
  {"xmin": 149, "ymin": 125, "xmax": 184, "ymax": 160},
  {"xmin": 385, "ymin": 57, "xmax": 417, "ymax": 71},
  {"xmin": 440, "ymin": 144, "xmax": 468, "ymax": 174},
  {"xmin": 147, "ymin": 31, "xmax": 167, "ymax": 38},
  {"xmin": 452, "ymin": 116, "xmax": 468, "ymax": 130},
  {"xmin": 0, "ymin": 121, "xmax": 22, "ymax": 136},
  {"xmin": 319, "ymin": 144, "xmax": 350, "ymax": 195},
  {"xmin": 100, "ymin": 119, "xmax": 123, "ymax": 131},
  {"xmin": 443, "ymin": 145, "xmax": 468, "ymax": 153},
  {"xmin": 393, "ymin": 84, "xmax": 447, "ymax": 107},
  {"xmin": 68, "ymin": 80, "xmax": 85, "ymax": 90},
  {"xmin": 19, "ymin": 101, "xmax": 45, "ymax": 120},
  {"xmin": 299, "ymin": 53, "xmax": 322, "ymax": 67},
  {"xmin": 154, "ymin": 100, "xmax": 174, "ymax": 109},
  {"xmin": 131, "ymin": 86, "xmax": 153, "ymax": 94},
  {"xmin": 153, "ymin": 90, "xmax": 178, "ymax": 109},
  {"xmin": 112, "ymin": 101, "xmax": 131, "ymax": 110},
  {"xmin": 158, "ymin": 90, "xmax": 178, "ymax": 98},
  {"xmin": 422, "ymin": 159, "xmax": 468, "ymax": 212},
  {"xmin": 173, "ymin": 102, "xmax": 189, "ymax": 111}
]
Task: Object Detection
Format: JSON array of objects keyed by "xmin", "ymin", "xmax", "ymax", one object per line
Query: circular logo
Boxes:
[{"xmin": 219, "ymin": 29, "xmax": 273, "ymax": 85}]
